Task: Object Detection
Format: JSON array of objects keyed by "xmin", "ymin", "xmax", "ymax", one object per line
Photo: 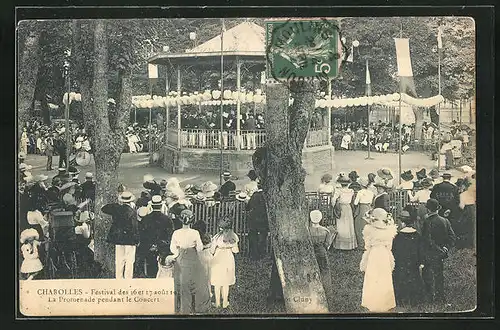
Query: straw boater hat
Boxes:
[
  {"xmin": 401, "ymin": 170, "xmax": 414, "ymax": 182},
  {"xmin": 20, "ymin": 228, "xmax": 39, "ymax": 244},
  {"xmin": 377, "ymin": 168, "xmax": 393, "ymax": 180},
  {"xmin": 194, "ymin": 192, "xmax": 207, "ymax": 202},
  {"xmin": 416, "ymin": 168, "xmax": 427, "ymax": 180},
  {"xmin": 428, "ymin": 169, "xmax": 440, "ymax": 180},
  {"xmin": 441, "ymin": 173, "xmax": 452, "ymax": 180},
  {"xmin": 222, "ymin": 171, "xmax": 231, "ymax": 178},
  {"xmin": 363, "ymin": 208, "xmax": 395, "ymax": 229},
  {"xmin": 151, "ymin": 195, "xmax": 163, "ymax": 206},
  {"xmin": 310, "ymin": 210, "xmax": 323, "ymax": 224},
  {"xmin": 143, "ymin": 174, "xmax": 155, "ymax": 183},
  {"xmin": 85, "ymin": 172, "xmax": 93, "ymax": 180},
  {"xmin": 321, "ymin": 173, "xmax": 333, "ymax": 183},
  {"xmin": 425, "ymin": 199, "xmax": 441, "ymax": 212},
  {"xmin": 118, "ymin": 191, "xmax": 136, "ymax": 203},
  {"xmin": 236, "ymin": 192, "xmax": 248, "ymax": 202}
]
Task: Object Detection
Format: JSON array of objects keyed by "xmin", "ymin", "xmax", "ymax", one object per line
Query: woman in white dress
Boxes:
[
  {"xmin": 169, "ymin": 209, "xmax": 210, "ymax": 314},
  {"xmin": 127, "ymin": 132, "xmax": 137, "ymax": 153},
  {"xmin": 20, "ymin": 128, "xmax": 28, "ymax": 155},
  {"xmin": 210, "ymin": 215, "xmax": 239, "ymax": 309},
  {"xmin": 353, "ymin": 178, "xmax": 375, "ymax": 250},
  {"xmin": 318, "ymin": 174, "xmax": 335, "ymax": 194},
  {"xmin": 332, "ymin": 174, "xmax": 357, "ymax": 250},
  {"xmin": 360, "ymin": 208, "xmax": 398, "ymax": 312}
]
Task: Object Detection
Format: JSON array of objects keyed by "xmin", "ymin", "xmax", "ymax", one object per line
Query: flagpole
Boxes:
[
  {"xmin": 219, "ymin": 18, "xmax": 225, "ymax": 186},
  {"xmin": 365, "ymin": 58, "xmax": 373, "ymax": 160},
  {"xmin": 398, "ymin": 19, "xmax": 403, "ymax": 185},
  {"xmin": 437, "ymin": 26, "xmax": 442, "ymax": 170}
]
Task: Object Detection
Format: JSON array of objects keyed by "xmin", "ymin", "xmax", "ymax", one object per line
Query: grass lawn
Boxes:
[{"xmin": 209, "ymin": 247, "xmax": 476, "ymax": 314}]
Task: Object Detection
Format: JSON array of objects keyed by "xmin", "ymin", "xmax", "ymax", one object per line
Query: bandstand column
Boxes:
[
  {"xmin": 165, "ymin": 66, "xmax": 169, "ymax": 148},
  {"xmin": 327, "ymin": 79, "xmax": 332, "ymax": 146},
  {"xmin": 177, "ymin": 65, "xmax": 182, "ymax": 147},
  {"xmin": 236, "ymin": 56, "xmax": 242, "ymax": 150}
]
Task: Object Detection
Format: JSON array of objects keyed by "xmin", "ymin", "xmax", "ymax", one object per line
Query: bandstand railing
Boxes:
[{"xmin": 166, "ymin": 128, "xmax": 330, "ymax": 150}]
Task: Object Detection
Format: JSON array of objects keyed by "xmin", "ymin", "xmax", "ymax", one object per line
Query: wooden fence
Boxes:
[{"xmin": 82, "ymin": 189, "xmax": 413, "ymax": 256}]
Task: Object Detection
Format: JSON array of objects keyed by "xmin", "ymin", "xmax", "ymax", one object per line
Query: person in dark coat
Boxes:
[
  {"xmin": 392, "ymin": 209, "xmax": 425, "ymax": 307},
  {"xmin": 139, "ymin": 195, "xmax": 174, "ymax": 278},
  {"xmin": 136, "ymin": 191, "xmax": 151, "ymax": 208},
  {"xmin": 373, "ymin": 183, "xmax": 391, "ymax": 212},
  {"xmin": 219, "ymin": 171, "xmax": 236, "ymax": 198},
  {"xmin": 246, "ymin": 185, "xmax": 269, "ymax": 260},
  {"xmin": 80, "ymin": 172, "xmax": 96, "ymax": 202},
  {"xmin": 54, "ymin": 134, "xmax": 68, "ymax": 168},
  {"xmin": 421, "ymin": 199, "xmax": 456, "ymax": 304},
  {"xmin": 29, "ymin": 174, "xmax": 50, "ymax": 212},
  {"xmin": 102, "ymin": 191, "xmax": 139, "ymax": 279},
  {"xmin": 52, "ymin": 168, "xmax": 71, "ymax": 186},
  {"xmin": 430, "ymin": 173, "xmax": 460, "ymax": 231}
]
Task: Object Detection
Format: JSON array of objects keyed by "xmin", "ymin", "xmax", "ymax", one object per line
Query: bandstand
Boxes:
[{"xmin": 148, "ymin": 22, "xmax": 334, "ymax": 176}]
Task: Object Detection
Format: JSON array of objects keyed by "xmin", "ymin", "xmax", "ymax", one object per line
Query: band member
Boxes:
[
  {"xmin": 430, "ymin": 173, "xmax": 460, "ymax": 230},
  {"xmin": 45, "ymin": 133, "xmax": 54, "ymax": 171}
]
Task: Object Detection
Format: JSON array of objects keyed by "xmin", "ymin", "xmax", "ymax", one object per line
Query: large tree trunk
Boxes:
[
  {"xmin": 256, "ymin": 82, "xmax": 329, "ymax": 313},
  {"xmin": 413, "ymin": 107, "xmax": 424, "ymax": 140},
  {"xmin": 17, "ymin": 21, "xmax": 41, "ymax": 140}
]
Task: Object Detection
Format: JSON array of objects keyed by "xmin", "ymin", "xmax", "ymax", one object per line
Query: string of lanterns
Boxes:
[{"xmin": 62, "ymin": 90, "xmax": 444, "ymax": 109}]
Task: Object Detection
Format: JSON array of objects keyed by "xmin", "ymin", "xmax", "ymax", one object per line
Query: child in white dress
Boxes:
[
  {"xmin": 210, "ymin": 216, "xmax": 239, "ymax": 309},
  {"xmin": 20, "ymin": 229, "xmax": 44, "ymax": 280}
]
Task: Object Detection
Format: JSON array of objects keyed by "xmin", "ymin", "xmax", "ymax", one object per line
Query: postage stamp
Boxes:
[{"xmin": 266, "ymin": 18, "xmax": 344, "ymax": 83}]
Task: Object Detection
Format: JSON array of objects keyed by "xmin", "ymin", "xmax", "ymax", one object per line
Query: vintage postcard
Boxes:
[{"xmin": 17, "ymin": 15, "xmax": 477, "ymax": 316}]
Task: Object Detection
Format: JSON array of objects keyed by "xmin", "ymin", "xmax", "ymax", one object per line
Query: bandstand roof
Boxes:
[{"xmin": 148, "ymin": 22, "xmax": 266, "ymax": 66}]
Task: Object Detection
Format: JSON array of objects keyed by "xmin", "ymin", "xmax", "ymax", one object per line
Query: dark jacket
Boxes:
[
  {"xmin": 80, "ymin": 181, "xmax": 96, "ymax": 201},
  {"xmin": 219, "ymin": 180, "xmax": 236, "ymax": 198},
  {"xmin": 102, "ymin": 203, "xmax": 140, "ymax": 245},
  {"xmin": 168, "ymin": 202, "xmax": 186, "ymax": 230},
  {"xmin": 430, "ymin": 181, "xmax": 460, "ymax": 212},
  {"xmin": 29, "ymin": 184, "xmax": 49, "ymax": 211},
  {"xmin": 143, "ymin": 181, "xmax": 162, "ymax": 196},
  {"xmin": 421, "ymin": 212, "xmax": 456, "ymax": 261},
  {"xmin": 140, "ymin": 211, "xmax": 174, "ymax": 252},
  {"xmin": 246, "ymin": 190, "xmax": 269, "ymax": 231}
]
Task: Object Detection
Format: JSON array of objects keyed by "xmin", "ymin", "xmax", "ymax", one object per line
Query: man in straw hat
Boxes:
[
  {"xmin": 102, "ymin": 191, "xmax": 140, "ymax": 279},
  {"xmin": 421, "ymin": 198, "xmax": 456, "ymax": 304},
  {"xmin": 139, "ymin": 195, "xmax": 174, "ymax": 278},
  {"xmin": 52, "ymin": 167, "xmax": 70, "ymax": 186},
  {"xmin": 219, "ymin": 171, "xmax": 236, "ymax": 198},
  {"xmin": 244, "ymin": 169, "xmax": 259, "ymax": 198},
  {"xmin": 246, "ymin": 183, "xmax": 268, "ymax": 260}
]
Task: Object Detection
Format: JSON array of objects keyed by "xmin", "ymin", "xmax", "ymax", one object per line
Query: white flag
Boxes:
[
  {"xmin": 394, "ymin": 38, "xmax": 413, "ymax": 77},
  {"xmin": 148, "ymin": 64, "xmax": 158, "ymax": 79}
]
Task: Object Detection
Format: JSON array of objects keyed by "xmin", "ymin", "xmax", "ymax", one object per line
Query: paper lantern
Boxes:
[
  {"xmin": 378, "ymin": 95, "xmax": 387, "ymax": 103},
  {"xmin": 246, "ymin": 94, "xmax": 254, "ymax": 103},
  {"xmin": 212, "ymin": 90, "xmax": 221, "ymax": 100},
  {"xmin": 392, "ymin": 93, "xmax": 400, "ymax": 101},
  {"xmin": 231, "ymin": 91, "xmax": 239, "ymax": 100},
  {"xmin": 372, "ymin": 95, "xmax": 380, "ymax": 103},
  {"xmin": 353, "ymin": 99, "xmax": 361, "ymax": 107},
  {"xmin": 255, "ymin": 89, "xmax": 262, "ymax": 95},
  {"xmin": 254, "ymin": 94, "xmax": 263, "ymax": 103},
  {"xmin": 359, "ymin": 97, "xmax": 367, "ymax": 106},
  {"xmin": 367, "ymin": 97, "xmax": 374, "ymax": 106},
  {"xmin": 223, "ymin": 90, "xmax": 232, "ymax": 99},
  {"xmin": 75, "ymin": 93, "xmax": 82, "ymax": 102}
]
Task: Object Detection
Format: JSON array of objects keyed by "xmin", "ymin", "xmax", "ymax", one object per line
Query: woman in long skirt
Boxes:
[
  {"xmin": 170, "ymin": 209, "xmax": 210, "ymax": 314},
  {"xmin": 353, "ymin": 178, "xmax": 374, "ymax": 249},
  {"xmin": 360, "ymin": 208, "xmax": 398, "ymax": 312},
  {"xmin": 333, "ymin": 174, "xmax": 357, "ymax": 250}
]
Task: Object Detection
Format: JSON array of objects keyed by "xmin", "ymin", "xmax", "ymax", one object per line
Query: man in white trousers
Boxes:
[{"xmin": 102, "ymin": 191, "xmax": 139, "ymax": 279}]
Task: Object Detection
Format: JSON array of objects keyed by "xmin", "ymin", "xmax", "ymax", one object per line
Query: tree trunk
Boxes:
[
  {"xmin": 413, "ymin": 107, "xmax": 424, "ymax": 141},
  {"xmin": 256, "ymin": 82, "xmax": 329, "ymax": 313},
  {"xmin": 17, "ymin": 22, "xmax": 41, "ymax": 140}
]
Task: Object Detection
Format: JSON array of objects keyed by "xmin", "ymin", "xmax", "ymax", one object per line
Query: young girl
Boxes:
[
  {"xmin": 360, "ymin": 208, "xmax": 398, "ymax": 312},
  {"xmin": 210, "ymin": 215, "xmax": 239, "ymax": 309},
  {"xmin": 20, "ymin": 228, "xmax": 44, "ymax": 280}
]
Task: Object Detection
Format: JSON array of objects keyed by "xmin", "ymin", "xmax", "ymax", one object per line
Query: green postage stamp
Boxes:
[{"xmin": 266, "ymin": 18, "xmax": 343, "ymax": 82}]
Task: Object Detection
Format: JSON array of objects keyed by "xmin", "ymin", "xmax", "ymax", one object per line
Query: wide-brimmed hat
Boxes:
[
  {"xmin": 194, "ymin": 192, "xmax": 206, "ymax": 201},
  {"xmin": 85, "ymin": 172, "xmax": 93, "ymax": 179},
  {"xmin": 20, "ymin": 228, "xmax": 39, "ymax": 244},
  {"xmin": 425, "ymin": 198, "xmax": 441, "ymax": 212},
  {"xmin": 377, "ymin": 168, "xmax": 393, "ymax": 180},
  {"xmin": 416, "ymin": 168, "xmax": 427, "ymax": 180},
  {"xmin": 429, "ymin": 169, "xmax": 440, "ymax": 179},
  {"xmin": 33, "ymin": 174, "xmax": 48, "ymax": 183},
  {"xmin": 421, "ymin": 178, "xmax": 434, "ymax": 189},
  {"xmin": 143, "ymin": 174, "xmax": 155, "ymax": 183},
  {"xmin": 348, "ymin": 171, "xmax": 359, "ymax": 181},
  {"xmin": 337, "ymin": 173, "xmax": 351, "ymax": 184},
  {"xmin": 202, "ymin": 181, "xmax": 218, "ymax": 193},
  {"xmin": 222, "ymin": 171, "xmax": 231, "ymax": 178},
  {"xmin": 247, "ymin": 170, "xmax": 258, "ymax": 180},
  {"xmin": 18, "ymin": 152, "xmax": 26, "ymax": 160},
  {"xmin": 321, "ymin": 173, "xmax": 333, "ymax": 183},
  {"xmin": 118, "ymin": 191, "xmax": 136, "ymax": 203},
  {"xmin": 236, "ymin": 192, "xmax": 248, "ymax": 202},
  {"xmin": 60, "ymin": 181, "xmax": 77, "ymax": 191},
  {"xmin": 310, "ymin": 210, "xmax": 323, "ymax": 224},
  {"xmin": 151, "ymin": 195, "xmax": 163, "ymax": 206},
  {"xmin": 365, "ymin": 208, "xmax": 395, "ymax": 229},
  {"xmin": 19, "ymin": 163, "xmax": 32, "ymax": 172},
  {"xmin": 401, "ymin": 170, "xmax": 414, "ymax": 181},
  {"xmin": 441, "ymin": 173, "xmax": 452, "ymax": 180}
]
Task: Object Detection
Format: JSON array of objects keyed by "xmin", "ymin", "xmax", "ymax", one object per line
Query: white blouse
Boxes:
[
  {"xmin": 75, "ymin": 222, "xmax": 91, "ymax": 239},
  {"xmin": 27, "ymin": 210, "xmax": 49, "ymax": 237},
  {"xmin": 411, "ymin": 189, "xmax": 432, "ymax": 203},
  {"xmin": 318, "ymin": 183, "xmax": 335, "ymax": 194},
  {"xmin": 334, "ymin": 188, "xmax": 354, "ymax": 204},
  {"xmin": 170, "ymin": 228, "xmax": 203, "ymax": 256},
  {"xmin": 354, "ymin": 189, "xmax": 375, "ymax": 205}
]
